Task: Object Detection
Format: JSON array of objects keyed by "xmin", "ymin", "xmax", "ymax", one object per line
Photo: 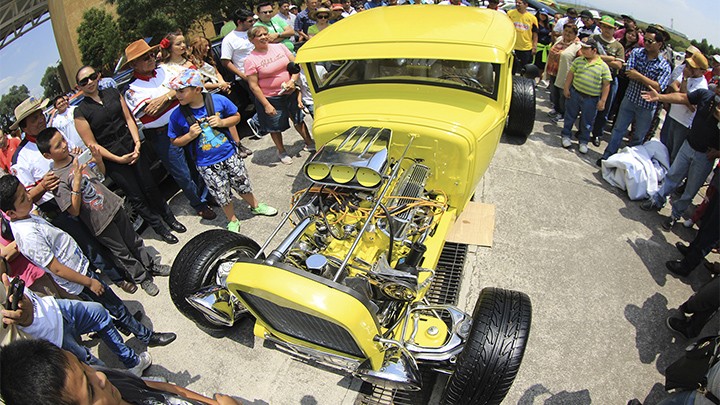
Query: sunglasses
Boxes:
[
  {"xmin": 260, "ymin": 10, "xmax": 273, "ymax": 14},
  {"xmin": 645, "ymin": 38, "xmax": 657, "ymax": 44},
  {"xmin": 316, "ymin": 14, "xmax": 330, "ymax": 19},
  {"xmin": 78, "ymin": 72, "xmax": 99, "ymax": 86}
]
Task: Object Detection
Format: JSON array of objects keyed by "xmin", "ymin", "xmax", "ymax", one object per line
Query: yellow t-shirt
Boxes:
[{"xmin": 508, "ymin": 9, "xmax": 538, "ymax": 51}]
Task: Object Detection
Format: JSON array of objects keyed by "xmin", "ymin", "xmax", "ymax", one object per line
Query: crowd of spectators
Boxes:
[{"xmin": 0, "ymin": 1, "xmax": 717, "ymax": 404}]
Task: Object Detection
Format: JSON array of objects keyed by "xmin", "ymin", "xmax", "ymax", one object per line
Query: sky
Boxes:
[{"xmin": 0, "ymin": 1, "xmax": 718, "ymax": 100}]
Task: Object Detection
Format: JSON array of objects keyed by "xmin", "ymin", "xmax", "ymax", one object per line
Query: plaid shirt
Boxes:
[{"xmin": 624, "ymin": 47, "xmax": 672, "ymax": 110}]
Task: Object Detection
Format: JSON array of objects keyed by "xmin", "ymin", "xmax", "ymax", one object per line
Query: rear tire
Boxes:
[
  {"xmin": 441, "ymin": 287, "xmax": 532, "ymax": 405},
  {"xmin": 169, "ymin": 230, "xmax": 263, "ymax": 331},
  {"xmin": 505, "ymin": 76, "xmax": 536, "ymax": 142}
]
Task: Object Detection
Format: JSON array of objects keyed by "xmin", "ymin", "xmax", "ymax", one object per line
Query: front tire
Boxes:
[
  {"xmin": 441, "ymin": 287, "xmax": 532, "ymax": 405},
  {"xmin": 505, "ymin": 76, "xmax": 536, "ymax": 142},
  {"xmin": 169, "ymin": 230, "xmax": 262, "ymax": 330}
]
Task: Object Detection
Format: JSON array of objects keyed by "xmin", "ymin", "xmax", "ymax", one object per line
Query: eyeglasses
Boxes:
[
  {"xmin": 245, "ymin": 19, "xmax": 255, "ymax": 23},
  {"xmin": 78, "ymin": 72, "xmax": 99, "ymax": 86},
  {"xmin": 316, "ymin": 14, "xmax": 329, "ymax": 19}
]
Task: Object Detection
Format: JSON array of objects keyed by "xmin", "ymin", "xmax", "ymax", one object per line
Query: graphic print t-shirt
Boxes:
[
  {"xmin": 52, "ymin": 157, "xmax": 122, "ymax": 236},
  {"xmin": 167, "ymin": 94, "xmax": 238, "ymax": 167}
]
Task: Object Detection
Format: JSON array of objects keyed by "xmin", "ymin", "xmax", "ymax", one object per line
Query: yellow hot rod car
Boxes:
[{"xmin": 170, "ymin": 6, "xmax": 534, "ymax": 404}]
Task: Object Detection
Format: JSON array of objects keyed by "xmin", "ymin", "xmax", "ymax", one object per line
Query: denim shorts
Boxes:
[{"xmin": 255, "ymin": 92, "xmax": 305, "ymax": 133}]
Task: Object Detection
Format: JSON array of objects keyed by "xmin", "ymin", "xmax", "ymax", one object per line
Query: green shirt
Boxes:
[
  {"xmin": 571, "ymin": 56, "xmax": 612, "ymax": 97},
  {"xmin": 255, "ymin": 16, "xmax": 294, "ymax": 52}
]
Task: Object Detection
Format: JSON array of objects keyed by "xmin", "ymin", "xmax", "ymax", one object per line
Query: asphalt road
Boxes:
[{"xmin": 89, "ymin": 85, "xmax": 718, "ymax": 404}]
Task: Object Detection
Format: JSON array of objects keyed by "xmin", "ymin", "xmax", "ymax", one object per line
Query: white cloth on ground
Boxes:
[{"xmin": 601, "ymin": 139, "xmax": 671, "ymax": 200}]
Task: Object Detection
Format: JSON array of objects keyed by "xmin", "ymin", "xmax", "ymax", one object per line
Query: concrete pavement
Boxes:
[{"xmin": 91, "ymin": 85, "xmax": 717, "ymax": 404}]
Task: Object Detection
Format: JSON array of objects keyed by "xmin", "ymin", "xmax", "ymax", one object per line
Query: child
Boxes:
[
  {"xmin": 561, "ymin": 37, "xmax": 612, "ymax": 154},
  {"xmin": 0, "ymin": 175, "xmax": 176, "ymax": 348},
  {"xmin": 36, "ymin": 127, "xmax": 167, "ymax": 297},
  {"xmin": 167, "ymin": 69, "xmax": 277, "ymax": 233}
]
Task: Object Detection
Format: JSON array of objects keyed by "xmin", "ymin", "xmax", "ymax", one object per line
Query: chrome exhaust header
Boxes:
[{"xmin": 186, "ymin": 285, "xmax": 247, "ymax": 327}]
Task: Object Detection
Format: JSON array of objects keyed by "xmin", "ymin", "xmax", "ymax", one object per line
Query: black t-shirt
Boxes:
[
  {"xmin": 74, "ymin": 87, "xmax": 134, "ymax": 156},
  {"xmin": 686, "ymin": 89, "xmax": 720, "ymax": 153},
  {"xmin": 100, "ymin": 367, "xmax": 204, "ymax": 404}
]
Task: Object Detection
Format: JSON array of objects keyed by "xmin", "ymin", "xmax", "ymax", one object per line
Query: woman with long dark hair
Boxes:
[
  {"xmin": 534, "ymin": 11, "xmax": 554, "ymax": 73},
  {"xmin": 73, "ymin": 65, "xmax": 185, "ymax": 244}
]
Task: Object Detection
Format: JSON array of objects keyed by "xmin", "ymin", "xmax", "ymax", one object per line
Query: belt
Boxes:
[{"xmin": 573, "ymin": 88, "xmax": 599, "ymax": 98}]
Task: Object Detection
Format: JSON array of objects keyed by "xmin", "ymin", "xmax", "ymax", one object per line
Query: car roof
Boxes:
[{"xmin": 296, "ymin": 6, "xmax": 516, "ymax": 64}]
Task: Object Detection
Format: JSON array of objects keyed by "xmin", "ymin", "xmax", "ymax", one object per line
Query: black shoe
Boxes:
[
  {"xmin": 675, "ymin": 242, "xmax": 689, "ymax": 256},
  {"xmin": 662, "ymin": 216, "xmax": 678, "ymax": 231},
  {"xmin": 157, "ymin": 229, "xmax": 178, "ymax": 244},
  {"xmin": 165, "ymin": 218, "xmax": 186, "ymax": 233},
  {"xmin": 666, "ymin": 260, "xmax": 691, "ymax": 277},
  {"xmin": 151, "ymin": 263, "xmax": 171, "ymax": 277},
  {"xmin": 640, "ymin": 199, "xmax": 661, "ymax": 211},
  {"xmin": 666, "ymin": 316, "xmax": 692, "ymax": 339},
  {"xmin": 596, "ymin": 158, "xmax": 604, "ymax": 167},
  {"xmin": 148, "ymin": 332, "xmax": 177, "ymax": 347},
  {"xmin": 592, "ymin": 136, "xmax": 601, "ymax": 147},
  {"xmin": 206, "ymin": 196, "xmax": 220, "ymax": 208}
]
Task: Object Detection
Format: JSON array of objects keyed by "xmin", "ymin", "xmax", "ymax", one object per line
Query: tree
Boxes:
[
  {"xmin": 0, "ymin": 85, "xmax": 30, "ymax": 130},
  {"xmin": 77, "ymin": 8, "xmax": 124, "ymax": 76},
  {"xmin": 40, "ymin": 64, "xmax": 63, "ymax": 99},
  {"xmin": 105, "ymin": 0, "xmax": 248, "ymax": 45}
]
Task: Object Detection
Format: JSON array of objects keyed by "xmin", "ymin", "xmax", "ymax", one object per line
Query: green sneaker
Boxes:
[
  {"xmin": 226, "ymin": 220, "xmax": 241, "ymax": 233},
  {"xmin": 251, "ymin": 203, "xmax": 278, "ymax": 216}
]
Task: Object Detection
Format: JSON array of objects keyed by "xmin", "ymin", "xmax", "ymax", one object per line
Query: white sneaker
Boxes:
[
  {"xmin": 547, "ymin": 109, "xmax": 558, "ymax": 117},
  {"xmin": 683, "ymin": 218, "xmax": 694, "ymax": 228},
  {"xmin": 561, "ymin": 137, "xmax": 572, "ymax": 148},
  {"xmin": 552, "ymin": 113, "xmax": 564, "ymax": 123},
  {"xmin": 128, "ymin": 351, "xmax": 152, "ymax": 377},
  {"xmin": 278, "ymin": 153, "xmax": 292, "ymax": 165},
  {"xmin": 578, "ymin": 144, "xmax": 588, "ymax": 154}
]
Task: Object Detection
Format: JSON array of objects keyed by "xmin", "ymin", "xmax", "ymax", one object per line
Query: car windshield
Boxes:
[{"xmin": 308, "ymin": 59, "xmax": 500, "ymax": 99}]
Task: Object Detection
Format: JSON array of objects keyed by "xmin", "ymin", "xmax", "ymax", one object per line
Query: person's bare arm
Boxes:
[
  {"xmin": 74, "ymin": 116, "xmax": 127, "ymax": 164},
  {"xmin": 247, "ymin": 74, "xmax": 276, "ymax": 115},
  {"xmin": 143, "ymin": 89, "xmax": 176, "ymax": 117},
  {"xmin": 120, "ymin": 96, "xmax": 141, "ymax": 161},
  {"xmin": 626, "ymin": 69, "xmax": 661, "ymax": 92},
  {"xmin": 563, "ymin": 71, "xmax": 574, "ymax": 99},
  {"xmin": 640, "ymin": 87, "xmax": 690, "ymax": 104},
  {"xmin": 66, "ymin": 158, "xmax": 87, "ymax": 217},
  {"xmin": 598, "ymin": 80, "xmax": 610, "ymax": 111},
  {"xmin": 278, "ymin": 23, "xmax": 295, "ymax": 39},
  {"xmin": 143, "ymin": 381, "xmax": 242, "ymax": 405},
  {"xmin": 170, "ymin": 123, "xmax": 202, "ymax": 147},
  {"xmin": 221, "ymin": 60, "xmax": 247, "ymax": 81},
  {"xmin": 46, "ymin": 257, "xmax": 104, "ymax": 295},
  {"xmin": 1, "ymin": 241, "xmax": 19, "ymax": 261}
]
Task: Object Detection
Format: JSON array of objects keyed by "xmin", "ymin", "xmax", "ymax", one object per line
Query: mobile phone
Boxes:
[
  {"xmin": 4, "ymin": 278, "xmax": 24, "ymax": 311},
  {"xmin": 77, "ymin": 149, "xmax": 92, "ymax": 166}
]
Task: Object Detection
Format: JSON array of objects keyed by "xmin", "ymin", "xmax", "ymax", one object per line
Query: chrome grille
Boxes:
[{"xmin": 240, "ymin": 292, "xmax": 365, "ymax": 358}]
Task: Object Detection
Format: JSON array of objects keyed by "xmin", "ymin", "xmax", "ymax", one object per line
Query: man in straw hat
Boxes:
[
  {"xmin": 8, "ymin": 96, "xmax": 134, "ymax": 293},
  {"xmin": 123, "ymin": 38, "xmax": 217, "ymax": 221}
]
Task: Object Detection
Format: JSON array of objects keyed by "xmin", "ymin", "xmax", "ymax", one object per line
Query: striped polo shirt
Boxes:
[{"xmin": 571, "ymin": 56, "xmax": 612, "ymax": 97}]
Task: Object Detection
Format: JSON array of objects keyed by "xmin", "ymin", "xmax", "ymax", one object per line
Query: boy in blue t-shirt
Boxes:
[{"xmin": 167, "ymin": 69, "xmax": 277, "ymax": 232}]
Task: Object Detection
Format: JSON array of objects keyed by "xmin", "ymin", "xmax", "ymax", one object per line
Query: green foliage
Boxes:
[
  {"xmin": 40, "ymin": 64, "xmax": 63, "ymax": 99},
  {"xmin": 105, "ymin": 0, "xmax": 249, "ymax": 45},
  {"xmin": 77, "ymin": 7, "xmax": 124, "ymax": 75},
  {"xmin": 690, "ymin": 38, "xmax": 720, "ymax": 58},
  {"xmin": 0, "ymin": 85, "xmax": 30, "ymax": 131}
]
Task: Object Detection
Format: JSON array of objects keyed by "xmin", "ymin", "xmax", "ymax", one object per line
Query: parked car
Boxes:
[{"xmin": 170, "ymin": 6, "xmax": 534, "ymax": 404}]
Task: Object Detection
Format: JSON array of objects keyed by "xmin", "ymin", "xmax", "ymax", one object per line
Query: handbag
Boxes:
[{"xmin": 665, "ymin": 335, "xmax": 720, "ymax": 395}]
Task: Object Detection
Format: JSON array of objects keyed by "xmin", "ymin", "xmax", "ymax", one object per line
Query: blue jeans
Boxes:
[
  {"xmin": 591, "ymin": 76, "xmax": 617, "ymax": 138},
  {"xmin": 660, "ymin": 116, "xmax": 691, "ymax": 164},
  {"xmin": 57, "ymin": 299, "xmax": 139, "ymax": 368},
  {"xmin": 602, "ymin": 96, "xmax": 655, "ymax": 159},
  {"xmin": 78, "ymin": 271, "xmax": 153, "ymax": 344},
  {"xmin": 650, "ymin": 141, "xmax": 715, "ymax": 219},
  {"xmin": 656, "ymin": 390, "xmax": 695, "ymax": 405},
  {"xmin": 562, "ymin": 88, "xmax": 599, "ymax": 144},
  {"xmin": 145, "ymin": 127, "xmax": 208, "ymax": 211}
]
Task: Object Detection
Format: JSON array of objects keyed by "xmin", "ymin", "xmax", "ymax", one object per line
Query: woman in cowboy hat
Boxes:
[{"xmin": 308, "ymin": 7, "xmax": 339, "ymax": 37}]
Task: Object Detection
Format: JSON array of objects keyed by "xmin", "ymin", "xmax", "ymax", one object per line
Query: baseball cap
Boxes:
[
  {"xmin": 580, "ymin": 37, "xmax": 598, "ymax": 50},
  {"xmin": 579, "ymin": 10, "xmax": 592, "ymax": 18},
  {"xmin": 599, "ymin": 15, "xmax": 616, "ymax": 28},
  {"xmin": 167, "ymin": 69, "xmax": 204, "ymax": 90},
  {"xmin": 712, "ymin": 55, "xmax": 720, "ymax": 64}
]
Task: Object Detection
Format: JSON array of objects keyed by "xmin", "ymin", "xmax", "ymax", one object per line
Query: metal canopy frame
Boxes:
[{"xmin": 0, "ymin": 0, "xmax": 49, "ymax": 51}]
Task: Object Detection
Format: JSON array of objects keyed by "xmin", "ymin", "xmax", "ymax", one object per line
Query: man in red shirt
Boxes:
[{"xmin": 0, "ymin": 130, "xmax": 20, "ymax": 174}]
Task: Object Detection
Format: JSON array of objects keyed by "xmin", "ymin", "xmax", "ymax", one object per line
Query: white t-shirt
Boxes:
[
  {"xmin": 19, "ymin": 289, "xmax": 64, "ymax": 346},
  {"xmin": 125, "ymin": 67, "xmax": 178, "ymax": 129},
  {"xmin": 12, "ymin": 214, "xmax": 90, "ymax": 296},
  {"xmin": 553, "ymin": 16, "xmax": 582, "ymax": 33},
  {"xmin": 10, "ymin": 141, "xmax": 54, "ymax": 205},
  {"xmin": 221, "ymin": 30, "xmax": 254, "ymax": 78},
  {"xmin": 668, "ymin": 75, "xmax": 709, "ymax": 128},
  {"xmin": 50, "ymin": 107, "xmax": 87, "ymax": 151}
]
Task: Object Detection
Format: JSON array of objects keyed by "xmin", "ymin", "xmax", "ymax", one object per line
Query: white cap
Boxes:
[{"xmin": 589, "ymin": 10, "xmax": 600, "ymax": 19}]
